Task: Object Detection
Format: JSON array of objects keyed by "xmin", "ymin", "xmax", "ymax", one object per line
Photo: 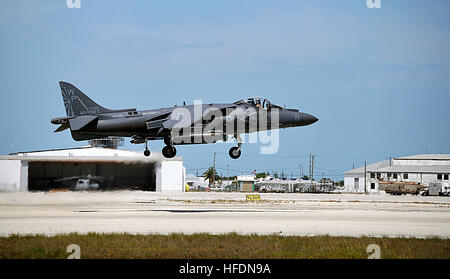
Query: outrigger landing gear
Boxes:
[
  {"xmin": 229, "ymin": 134, "xmax": 242, "ymax": 159},
  {"xmin": 162, "ymin": 136, "xmax": 177, "ymax": 158},
  {"xmin": 143, "ymin": 139, "xmax": 151, "ymax": 157},
  {"xmin": 130, "ymin": 136, "xmax": 152, "ymax": 157}
]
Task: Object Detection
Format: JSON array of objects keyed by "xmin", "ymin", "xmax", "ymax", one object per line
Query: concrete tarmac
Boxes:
[{"xmin": 0, "ymin": 191, "xmax": 449, "ymax": 238}]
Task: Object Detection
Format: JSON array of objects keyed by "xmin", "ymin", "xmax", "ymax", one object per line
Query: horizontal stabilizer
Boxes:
[
  {"xmin": 70, "ymin": 131, "xmax": 103, "ymax": 141},
  {"xmin": 69, "ymin": 115, "xmax": 98, "ymax": 131},
  {"xmin": 54, "ymin": 124, "xmax": 70, "ymax": 132}
]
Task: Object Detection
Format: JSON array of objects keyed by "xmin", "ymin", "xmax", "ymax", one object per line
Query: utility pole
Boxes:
[
  {"xmin": 227, "ymin": 164, "xmax": 230, "ymax": 185},
  {"xmin": 212, "ymin": 152, "xmax": 216, "ymax": 186},
  {"xmin": 364, "ymin": 161, "xmax": 367, "ymax": 194},
  {"xmin": 311, "ymin": 154, "xmax": 316, "ymax": 182},
  {"xmin": 309, "ymin": 154, "xmax": 312, "ymax": 180}
]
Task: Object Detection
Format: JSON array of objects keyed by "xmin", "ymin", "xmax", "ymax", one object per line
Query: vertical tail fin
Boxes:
[{"xmin": 59, "ymin": 81, "xmax": 112, "ymax": 116}]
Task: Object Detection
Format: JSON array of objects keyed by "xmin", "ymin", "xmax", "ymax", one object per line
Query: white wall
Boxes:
[
  {"xmin": 19, "ymin": 161, "xmax": 28, "ymax": 191},
  {"xmin": 344, "ymin": 174, "xmax": 367, "ymax": 193},
  {"xmin": 156, "ymin": 160, "xmax": 184, "ymax": 192},
  {"xmin": 0, "ymin": 160, "xmax": 27, "ymax": 192}
]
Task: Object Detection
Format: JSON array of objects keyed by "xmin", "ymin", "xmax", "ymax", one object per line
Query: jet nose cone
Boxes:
[{"xmin": 298, "ymin": 112, "xmax": 318, "ymax": 126}]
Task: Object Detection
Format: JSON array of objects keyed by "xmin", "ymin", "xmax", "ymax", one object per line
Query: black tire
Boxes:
[
  {"xmin": 144, "ymin": 149, "xmax": 151, "ymax": 157},
  {"xmin": 229, "ymin": 147, "xmax": 241, "ymax": 159},
  {"xmin": 162, "ymin": 145, "xmax": 177, "ymax": 158}
]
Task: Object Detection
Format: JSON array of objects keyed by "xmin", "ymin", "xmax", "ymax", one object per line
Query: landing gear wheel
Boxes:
[
  {"xmin": 143, "ymin": 139, "xmax": 151, "ymax": 157},
  {"xmin": 229, "ymin": 147, "xmax": 241, "ymax": 159},
  {"xmin": 162, "ymin": 145, "xmax": 177, "ymax": 158}
]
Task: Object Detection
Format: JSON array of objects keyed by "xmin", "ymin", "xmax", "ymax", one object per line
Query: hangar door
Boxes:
[{"xmin": 28, "ymin": 161, "xmax": 156, "ymax": 191}]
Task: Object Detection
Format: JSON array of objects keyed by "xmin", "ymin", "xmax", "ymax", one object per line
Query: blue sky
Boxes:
[{"xmin": 0, "ymin": 0, "xmax": 449, "ymax": 179}]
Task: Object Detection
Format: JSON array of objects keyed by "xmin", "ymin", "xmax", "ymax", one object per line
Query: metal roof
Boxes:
[
  {"xmin": 344, "ymin": 154, "xmax": 450, "ymax": 175},
  {"xmin": 394, "ymin": 154, "xmax": 450, "ymax": 160},
  {"xmin": 343, "ymin": 160, "xmax": 390, "ymax": 175},
  {"xmin": 0, "ymin": 147, "xmax": 181, "ymax": 163},
  {"xmin": 370, "ymin": 165, "xmax": 450, "ymax": 174}
]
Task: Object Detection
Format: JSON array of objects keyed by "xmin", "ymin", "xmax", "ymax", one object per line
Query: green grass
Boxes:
[{"xmin": 0, "ymin": 233, "xmax": 448, "ymax": 259}]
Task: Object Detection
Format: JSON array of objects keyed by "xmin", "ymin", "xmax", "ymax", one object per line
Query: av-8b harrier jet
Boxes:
[{"xmin": 51, "ymin": 82, "xmax": 318, "ymax": 159}]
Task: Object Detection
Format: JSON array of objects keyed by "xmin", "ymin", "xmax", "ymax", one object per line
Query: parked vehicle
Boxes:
[
  {"xmin": 378, "ymin": 181, "xmax": 426, "ymax": 195},
  {"xmin": 421, "ymin": 183, "xmax": 450, "ymax": 196}
]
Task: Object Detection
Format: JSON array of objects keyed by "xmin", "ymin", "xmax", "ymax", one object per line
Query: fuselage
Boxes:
[
  {"xmin": 52, "ymin": 82, "xmax": 319, "ymax": 158},
  {"xmin": 60, "ymin": 103, "xmax": 318, "ymax": 143}
]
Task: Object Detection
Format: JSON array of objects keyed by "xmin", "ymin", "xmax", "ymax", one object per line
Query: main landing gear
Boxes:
[
  {"xmin": 162, "ymin": 145, "xmax": 177, "ymax": 158},
  {"xmin": 144, "ymin": 142, "xmax": 176, "ymax": 158},
  {"xmin": 162, "ymin": 136, "xmax": 177, "ymax": 159},
  {"xmin": 132, "ymin": 136, "xmax": 177, "ymax": 158}
]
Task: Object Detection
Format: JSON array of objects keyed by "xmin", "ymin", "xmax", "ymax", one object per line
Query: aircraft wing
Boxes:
[
  {"xmin": 144, "ymin": 111, "xmax": 172, "ymax": 130},
  {"xmin": 145, "ymin": 105, "xmax": 237, "ymax": 133},
  {"xmin": 175, "ymin": 105, "xmax": 238, "ymax": 130}
]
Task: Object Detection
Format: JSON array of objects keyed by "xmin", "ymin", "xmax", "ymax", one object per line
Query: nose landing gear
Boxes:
[
  {"xmin": 229, "ymin": 134, "xmax": 242, "ymax": 159},
  {"xmin": 229, "ymin": 146, "xmax": 241, "ymax": 159}
]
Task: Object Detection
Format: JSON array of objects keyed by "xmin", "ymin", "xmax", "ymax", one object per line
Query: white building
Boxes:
[
  {"xmin": 185, "ymin": 174, "xmax": 209, "ymax": 190},
  {"xmin": 344, "ymin": 154, "xmax": 450, "ymax": 194},
  {"xmin": 0, "ymin": 146, "xmax": 185, "ymax": 192},
  {"xmin": 343, "ymin": 160, "xmax": 390, "ymax": 193},
  {"xmin": 237, "ymin": 175, "xmax": 256, "ymax": 192}
]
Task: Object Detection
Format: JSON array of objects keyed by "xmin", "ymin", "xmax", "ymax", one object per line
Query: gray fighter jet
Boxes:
[{"xmin": 51, "ymin": 82, "xmax": 318, "ymax": 159}]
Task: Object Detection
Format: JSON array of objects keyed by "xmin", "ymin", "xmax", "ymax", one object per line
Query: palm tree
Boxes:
[{"xmin": 203, "ymin": 167, "xmax": 219, "ymax": 186}]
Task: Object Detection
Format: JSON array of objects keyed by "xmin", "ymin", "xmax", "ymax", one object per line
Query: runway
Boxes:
[{"xmin": 0, "ymin": 191, "xmax": 449, "ymax": 238}]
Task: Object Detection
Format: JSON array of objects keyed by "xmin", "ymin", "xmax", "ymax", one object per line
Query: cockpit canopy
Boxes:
[{"xmin": 234, "ymin": 97, "xmax": 283, "ymax": 109}]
